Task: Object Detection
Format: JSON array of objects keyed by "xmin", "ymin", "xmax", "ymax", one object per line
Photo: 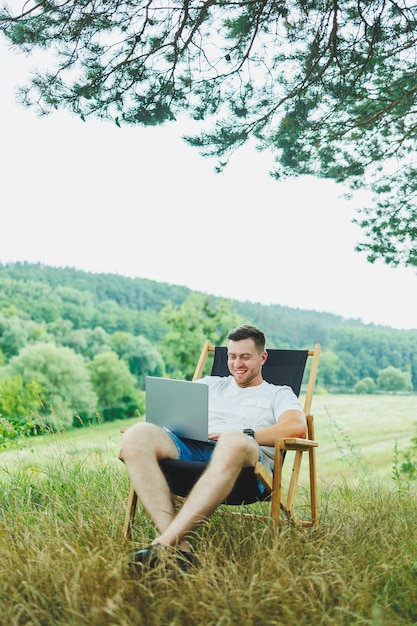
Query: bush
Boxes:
[
  {"xmin": 377, "ymin": 366, "xmax": 413, "ymax": 392},
  {"xmin": 355, "ymin": 377, "xmax": 376, "ymax": 394}
]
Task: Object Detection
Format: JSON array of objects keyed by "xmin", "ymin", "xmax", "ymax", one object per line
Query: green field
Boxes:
[
  {"xmin": 310, "ymin": 393, "xmax": 417, "ymax": 483},
  {"xmin": 1, "ymin": 394, "xmax": 416, "ymax": 487}
]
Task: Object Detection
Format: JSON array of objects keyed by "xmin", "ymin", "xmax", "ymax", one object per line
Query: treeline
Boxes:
[{"xmin": 0, "ymin": 262, "xmax": 416, "ymax": 440}]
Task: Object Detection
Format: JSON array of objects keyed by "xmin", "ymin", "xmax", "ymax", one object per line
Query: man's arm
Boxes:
[{"xmin": 253, "ymin": 410, "xmax": 307, "ymax": 446}]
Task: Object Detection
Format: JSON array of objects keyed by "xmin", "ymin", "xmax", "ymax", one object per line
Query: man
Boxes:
[{"xmin": 120, "ymin": 324, "xmax": 306, "ymax": 569}]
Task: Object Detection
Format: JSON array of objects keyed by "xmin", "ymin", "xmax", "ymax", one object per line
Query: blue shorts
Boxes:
[{"xmin": 164, "ymin": 428, "xmax": 268, "ymax": 496}]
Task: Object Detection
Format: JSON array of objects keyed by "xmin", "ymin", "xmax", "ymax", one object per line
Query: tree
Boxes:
[
  {"xmin": 109, "ymin": 331, "xmax": 165, "ymax": 386},
  {"xmin": 57, "ymin": 325, "xmax": 112, "ymax": 359},
  {"xmin": 0, "ymin": 312, "xmax": 52, "ymax": 360},
  {"xmin": 2, "ymin": 2, "xmax": 417, "ymax": 266},
  {"xmin": 316, "ymin": 348, "xmax": 356, "ymax": 389},
  {"xmin": 54, "ymin": 285, "xmax": 95, "ymax": 328},
  {"xmin": 2, "ymin": 343, "xmax": 97, "ymax": 429},
  {"xmin": 377, "ymin": 365, "xmax": 413, "ymax": 393},
  {"xmin": 160, "ymin": 294, "xmax": 244, "ymax": 380},
  {"xmin": 87, "ymin": 350, "xmax": 143, "ymax": 420},
  {"xmin": 0, "ymin": 314, "xmax": 30, "ymax": 360},
  {"xmin": 0, "ymin": 375, "xmax": 44, "ymax": 423}
]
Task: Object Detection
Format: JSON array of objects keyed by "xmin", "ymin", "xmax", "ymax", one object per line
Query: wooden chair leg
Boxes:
[
  {"xmin": 309, "ymin": 447, "xmax": 318, "ymax": 528},
  {"xmin": 271, "ymin": 442, "xmax": 318, "ymax": 528},
  {"xmin": 122, "ymin": 484, "xmax": 138, "ymax": 540},
  {"xmin": 286, "ymin": 450, "xmax": 303, "ymax": 514},
  {"xmin": 271, "ymin": 448, "xmax": 284, "ymax": 526}
]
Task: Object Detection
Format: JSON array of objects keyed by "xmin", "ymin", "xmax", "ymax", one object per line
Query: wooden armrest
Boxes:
[
  {"xmin": 276, "ymin": 437, "xmax": 318, "ymax": 451},
  {"xmin": 254, "ymin": 461, "xmax": 273, "ymax": 492}
]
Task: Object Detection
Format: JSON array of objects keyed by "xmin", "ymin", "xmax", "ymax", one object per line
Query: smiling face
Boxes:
[{"xmin": 227, "ymin": 337, "xmax": 268, "ymax": 388}]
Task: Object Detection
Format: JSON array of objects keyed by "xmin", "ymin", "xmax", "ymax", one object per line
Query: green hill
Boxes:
[{"xmin": 0, "ymin": 261, "xmax": 416, "ymax": 394}]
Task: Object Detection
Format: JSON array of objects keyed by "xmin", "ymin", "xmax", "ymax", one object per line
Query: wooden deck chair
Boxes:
[{"xmin": 121, "ymin": 341, "xmax": 320, "ymax": 540}]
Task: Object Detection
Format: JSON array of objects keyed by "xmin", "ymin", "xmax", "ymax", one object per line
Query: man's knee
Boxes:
[
  {"xmin": 120, "ymin": 422, "xmax": 174, "ymax": 462},
  {"xmin": 213, "ymin": 430, "xmax": 258, "ymax": 466},
  {"xmin": 216, "ymin": 430, "xmax": 251, "ymax": 449}
]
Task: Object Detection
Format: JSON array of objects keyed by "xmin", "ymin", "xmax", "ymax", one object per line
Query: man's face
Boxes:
[{"xmin": 227, "ymin": 338, "xmax": 267, "ymax": 388}]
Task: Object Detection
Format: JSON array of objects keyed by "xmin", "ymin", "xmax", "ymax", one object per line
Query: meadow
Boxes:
[{"xmin": 1, "ymin": 394, "xmax": 417, "ymax": 625}]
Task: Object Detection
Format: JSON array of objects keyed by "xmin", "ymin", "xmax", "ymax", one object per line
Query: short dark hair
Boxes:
[{"xmin": 227, "ymin": 325, "xmax": 266, "ymax": 352}]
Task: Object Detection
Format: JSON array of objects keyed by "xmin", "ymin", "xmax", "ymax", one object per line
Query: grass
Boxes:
[
  {"xmin": 310, "ymin": 394, "xmax": 417, "ymax": 483},
  {"xmin": 1, "ymin": 395, "xmax": 417, "ymax": 625}
]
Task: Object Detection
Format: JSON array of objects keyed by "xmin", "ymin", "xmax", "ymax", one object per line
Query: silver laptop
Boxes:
[{"xmin": 145, "ymin": 376, "xmax": 209, "ymax": 441}]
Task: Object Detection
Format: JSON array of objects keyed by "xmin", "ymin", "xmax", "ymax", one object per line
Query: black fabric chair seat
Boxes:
[{"xmin": 159, "ymin": 459, "xmax": 270, "ymax": 505}]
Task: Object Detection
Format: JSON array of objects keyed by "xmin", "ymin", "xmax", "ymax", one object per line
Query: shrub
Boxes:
[{"xmin": 355, "ymin": 377, "xmax": 376, "ymax": 394}]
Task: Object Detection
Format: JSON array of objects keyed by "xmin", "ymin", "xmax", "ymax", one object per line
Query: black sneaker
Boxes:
[{"xmin": 129, "ymin": 544, "xmax": 198, "ymax": 573}]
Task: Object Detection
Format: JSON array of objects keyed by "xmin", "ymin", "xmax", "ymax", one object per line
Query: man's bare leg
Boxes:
[
  {"xmin": 120, "ymin": 422, "xmax": 191, "ymax": 550},
  {"xmin": 154, "ymin": 431, "xmax": 259, "ymax": 548},
  {"xmin": 121, "ymin": 427, "xmax": 259, "ymax": 559}
]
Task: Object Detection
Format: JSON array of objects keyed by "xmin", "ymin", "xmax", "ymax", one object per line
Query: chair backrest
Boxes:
[{"xmin": 211, "ymin": 346, "xmax": 308, "ymax": 396}]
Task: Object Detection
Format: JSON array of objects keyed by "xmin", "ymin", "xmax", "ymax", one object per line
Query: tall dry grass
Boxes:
[
  {"xmin": 1, "ymin": 394, "xmax": 417, "ymax": 625},
  {"xmin": 1, "ymin": 444, "xmax": 417, "ymax": 626}
]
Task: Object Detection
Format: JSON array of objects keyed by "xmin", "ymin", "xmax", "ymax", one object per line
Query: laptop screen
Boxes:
[{"xmin": 145, "ymin": 377, "xmax": 209, "ymax": 441}]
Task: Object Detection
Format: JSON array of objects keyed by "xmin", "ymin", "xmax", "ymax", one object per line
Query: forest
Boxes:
[{"xmin": 0, "ymin": 261, "xmax": 416, "ymax": 441}]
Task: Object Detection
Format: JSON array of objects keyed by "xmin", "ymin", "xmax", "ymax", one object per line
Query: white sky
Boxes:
[{"xmin": 1, "ymin": 40, "xmax": 417, "ymax": 330}]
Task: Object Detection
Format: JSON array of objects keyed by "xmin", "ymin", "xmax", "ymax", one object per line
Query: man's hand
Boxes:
[{"xmin": 208, "ymin": 432, "xmax": 223, "ymax": 441}]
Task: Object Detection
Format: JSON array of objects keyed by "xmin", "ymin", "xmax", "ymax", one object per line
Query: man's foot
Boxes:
[{"xmin": 129, "ymin": 543, "xmax": 198, "ymax": 573}]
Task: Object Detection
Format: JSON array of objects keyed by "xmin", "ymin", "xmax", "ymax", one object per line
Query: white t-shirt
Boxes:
[{"xmin": 196, "ymin": 375, "xmax": 303, "ymax": 469}]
